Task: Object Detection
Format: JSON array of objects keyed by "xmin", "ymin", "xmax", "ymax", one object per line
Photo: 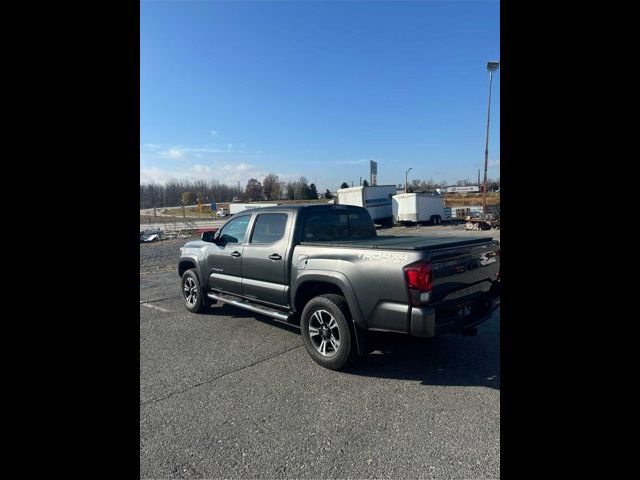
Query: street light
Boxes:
[
  {"xmin": 483, "ymin": 60, "xmax": 499, "ymax": 218},
  {"xmin": 405, "ymin": 168, "xmax": 413, "ymax": 194}
]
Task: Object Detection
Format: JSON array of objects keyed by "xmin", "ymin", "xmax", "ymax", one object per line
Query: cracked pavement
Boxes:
[{"xmin": 140, "ymin": 271, "xmax": 500, "ymax": 479}]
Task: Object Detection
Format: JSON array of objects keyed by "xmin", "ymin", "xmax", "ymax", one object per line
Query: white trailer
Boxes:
[
  {"xmin": 336, "ymin": 185, "xmax": 396, "ymax": 225},
  {"xmin": 392, "ymin": 193, "xmax": 445, "ymax": 225},
  {"xmin": 228, "ymin": 202, "xmax": 279, "ymax": 215}
]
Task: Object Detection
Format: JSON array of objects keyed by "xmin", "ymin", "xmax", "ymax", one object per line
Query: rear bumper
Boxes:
[{"xmin": 409, "ymin": 285, "xmax": 500, "ymax": 337}]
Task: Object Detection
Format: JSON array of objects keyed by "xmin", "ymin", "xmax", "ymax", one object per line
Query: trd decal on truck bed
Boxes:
[{"xmin": 358, "ymin": 251, "xmax": 409, "ymax": 264}]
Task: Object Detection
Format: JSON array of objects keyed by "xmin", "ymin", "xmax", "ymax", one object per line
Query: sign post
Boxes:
[{"xmin": 370, "ymin": 160, "xmax": 377, "ymax": 186}]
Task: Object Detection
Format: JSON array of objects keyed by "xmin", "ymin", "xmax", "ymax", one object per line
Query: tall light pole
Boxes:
[
  {"xmin": 405, "ymin": 168, "xmax": 412, "ymax": 193},
  {"xmin": 483, "ymin": 61, "xmax": 500, "ymax": 218}
]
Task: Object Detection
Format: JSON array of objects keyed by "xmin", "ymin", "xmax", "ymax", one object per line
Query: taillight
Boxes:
[{"xmin": 404, "ymin": 262, "xmax": 433, "ymax": 306}]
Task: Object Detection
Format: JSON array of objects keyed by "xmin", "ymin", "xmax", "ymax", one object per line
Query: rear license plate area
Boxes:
[{"xmin": 458, "ymin": 303, "xmax": 472, "ymax": 319}]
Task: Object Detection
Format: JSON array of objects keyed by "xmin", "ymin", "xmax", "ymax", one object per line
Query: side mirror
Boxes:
[{"xmin": 201, "ymin": 230, "xmax": 217, "ymax": 243}]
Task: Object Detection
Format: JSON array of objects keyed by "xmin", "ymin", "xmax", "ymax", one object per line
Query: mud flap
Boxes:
[{"xmin": 352, "ymin": 322, "xmax": 370, "ymax": 356}]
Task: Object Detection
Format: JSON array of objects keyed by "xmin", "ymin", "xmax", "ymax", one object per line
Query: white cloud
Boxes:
[
  {"xmin": 191, "ymin": 164, "xmax": 212, "ymax": 174},
  {"xmin": 210, "ymin": 129, "xmax": 218, "ymax": 136},
  {"xmin": 162, "ymin": 148, "xmax": 186, "ymax": 159},
  {"xmin": 140, "ymin": 166, "xmax": 178, "ymax": 184},
  {"xmin": 149, "ymin": 144, "xmax": 248, "ymax": 160},
  {"xmin": 140, "ymin": 162, "xmax": 299, "ymax": 186},
  {"xmin": 489, "ymin": 159, "xmax": 500, "ymax": 168}
]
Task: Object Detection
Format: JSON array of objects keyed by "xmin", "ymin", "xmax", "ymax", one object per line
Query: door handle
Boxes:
[
  {"xmin": 268, "ymin": 254, "xmax": 282, "ymax": 261},
  {"xmin": 231, "ymin": 251, "xmax": 242, "ymax": 257}
]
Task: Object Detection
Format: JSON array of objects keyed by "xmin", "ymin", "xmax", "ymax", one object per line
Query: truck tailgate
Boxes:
[{"xmin": 429, "ymin": 240, "xmax": 500, "ymax": 303}]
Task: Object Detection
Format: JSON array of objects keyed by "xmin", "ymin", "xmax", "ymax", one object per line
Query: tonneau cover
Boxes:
[{"xmin": 299, "ymin": 235, "xmax": 494, "ymax": 251}]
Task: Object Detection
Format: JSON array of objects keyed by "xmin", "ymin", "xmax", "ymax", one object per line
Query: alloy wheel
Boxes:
[
  {"xmin": 308, "ymin": 309, "xmax": 340, "ymax": 357},
  {"xmin": 183, "ymin": 277, "xmax": 198, "ymax": 306}
]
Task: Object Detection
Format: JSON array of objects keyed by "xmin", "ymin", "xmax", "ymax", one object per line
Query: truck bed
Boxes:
[{"xmin": 299, "ymin": 235, "xmax": 493, "ymax": 251}]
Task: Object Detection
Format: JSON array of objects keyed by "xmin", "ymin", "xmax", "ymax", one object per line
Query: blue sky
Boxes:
[{"xmin": 140, "ymin": 0, "xmax": 500, "ymax": 191}]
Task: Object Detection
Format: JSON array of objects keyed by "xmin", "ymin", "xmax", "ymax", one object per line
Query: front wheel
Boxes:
[
  {"xmin": 181, "ymin": 268, "xmax": 207, "ymax": 313},
  {"xmin": 300, "ymin": 294, "xmax": 357, "ymax": 370}
]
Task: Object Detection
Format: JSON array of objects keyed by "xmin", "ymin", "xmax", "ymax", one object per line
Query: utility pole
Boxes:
[
  {"xmin": 478, "ymin": 169, "xmax": 480, "ymax": 188},
  {"xmin": 483, "ymin": 61, "xmax": 500, "ymax": 218},
  {"xmin": 405, "ymin": 168, "xmax": 412, "ymax": 194},
  {"xmin": 359, "ymin": 177, "xmax": 362, "ymax": 186}
]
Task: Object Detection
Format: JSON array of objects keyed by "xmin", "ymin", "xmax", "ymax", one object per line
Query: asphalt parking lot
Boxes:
[{"xmin": 140, "ymin": 224, "xmax": 500, "ymax": 479}]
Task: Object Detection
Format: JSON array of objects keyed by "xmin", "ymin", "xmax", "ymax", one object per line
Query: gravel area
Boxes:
[{"xmin": 140, "ymin": 235, "xmax": 199, "ymax": 275}]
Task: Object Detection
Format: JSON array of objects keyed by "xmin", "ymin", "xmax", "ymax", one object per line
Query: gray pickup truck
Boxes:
[{"xmin": 179, "ymin": 204, "xmax": 500, "ymax": 370}]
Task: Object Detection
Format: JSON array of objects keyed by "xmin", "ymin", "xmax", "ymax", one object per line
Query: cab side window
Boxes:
[
  {"xmin": 218, "ymin": 215, "xmax": 250, "ymax": 243},
  {"xmin": 250, "ymin": 213, "xmax": 288, "ymax": 244}
]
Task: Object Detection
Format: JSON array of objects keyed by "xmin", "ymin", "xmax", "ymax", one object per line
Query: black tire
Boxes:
[
  {"xmin": 300, "ymin": 294, "xmax": 357, "ymax": 370},
  {"xmin": 431, "ymin": 216, "xmax": 438, "ymax": 225},
  {"xmin": 181, "ymin": 268, "xmax": 207, "ymax": 313}
]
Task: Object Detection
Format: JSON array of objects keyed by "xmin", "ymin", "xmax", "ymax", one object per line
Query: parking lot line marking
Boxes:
[
  {"xmin": 139, "ymin": 296, "xmax": 180, "ymax": 304},
  {"xmin": 141, "ymin": 303, "xmax": 171, "ymax": 313}
]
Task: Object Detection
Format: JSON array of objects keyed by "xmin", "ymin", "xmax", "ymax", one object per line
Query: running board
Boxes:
[{"xmin": 207, "ymin": 292, "xmax": 292, "ymax": 323}]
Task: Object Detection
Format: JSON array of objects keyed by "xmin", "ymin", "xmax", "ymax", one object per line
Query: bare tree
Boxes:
[
  {"xmin": 140, "ymin": 178, "xmax": 244, "ymax": 209},
  {"xmin": 244, "ymin": 178, "xmax": 264, "ymax": 201},
  {"xmin": 262, "ymin": 173, "xmax": 281, "ymax": 201},
  {"xmin": 286, "ymin": 182, "xmax": 296, "ymax": 200}
]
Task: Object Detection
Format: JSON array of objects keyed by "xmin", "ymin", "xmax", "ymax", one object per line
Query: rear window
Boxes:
[{"xmin": 302, "ymin": 210, "xmax": 376, "ymax": 241}]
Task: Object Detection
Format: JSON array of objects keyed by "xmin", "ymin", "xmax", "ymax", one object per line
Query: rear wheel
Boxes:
[
  {"xmin": 300, "ymin": 294, "xmax": 357, "ymax": 370},
  {"xmin": 181, "ymin": 269, "xmax": 207, "ymax": 313}
]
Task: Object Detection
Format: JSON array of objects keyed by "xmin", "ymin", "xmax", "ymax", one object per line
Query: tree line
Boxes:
[
  {"xmin": 240, "ymin": 175, "xmax": 334, "ymax": 202},
  {"xmin": 139, "ymin": 174, "xmax": 331, "ymax": 209},
  {"xmin": 140, "ymin": 178, "xmax": 244, "ymax": 209},
  {"xmin": 140, "ymin": 175, "xmax": 500, "ymax": 209}
]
